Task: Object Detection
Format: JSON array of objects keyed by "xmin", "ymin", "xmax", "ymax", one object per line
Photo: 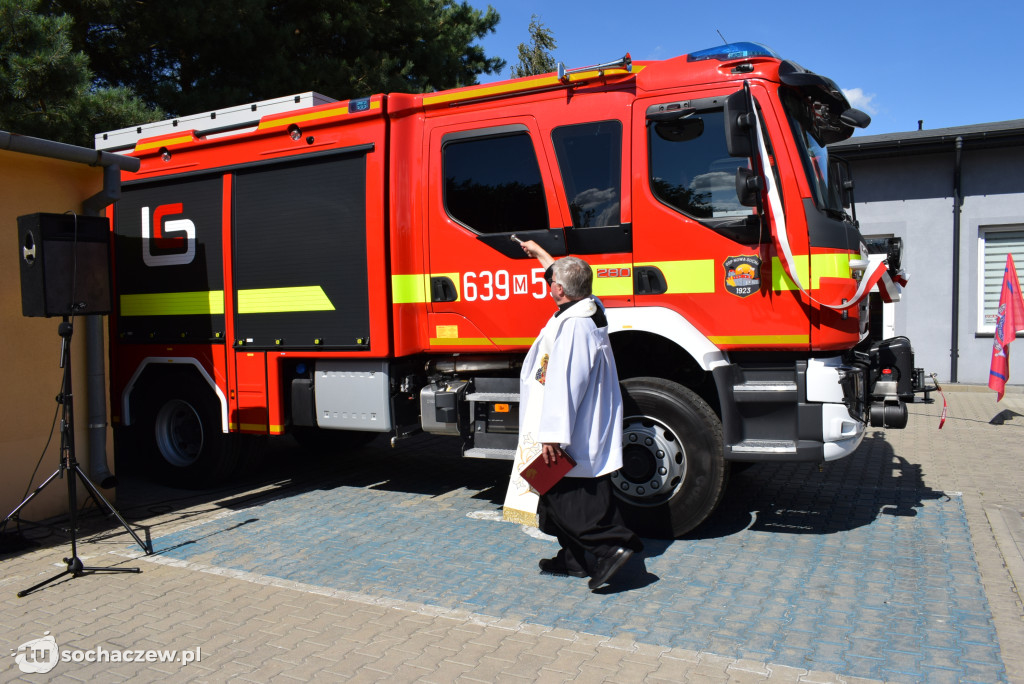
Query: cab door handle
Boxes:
[
  {"xmin": 431, "ymin": 276, "xmax": 458, "ymax": 302},
  {"xmin": 634, "ymin": 266, "xmax": 667, "ymax": 295}
]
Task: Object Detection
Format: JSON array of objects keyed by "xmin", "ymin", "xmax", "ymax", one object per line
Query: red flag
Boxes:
[{"xmin": 988, "ymin": 254, "xmax": 1024, "ymax": 401}]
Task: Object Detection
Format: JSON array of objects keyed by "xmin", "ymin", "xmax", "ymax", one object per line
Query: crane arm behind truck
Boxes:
[{"xmin": 100, "ymin": 42, "xmax": 917, "ymax": 538}]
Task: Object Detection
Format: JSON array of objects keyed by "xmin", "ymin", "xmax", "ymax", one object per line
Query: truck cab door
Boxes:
[
  {"xmin": 424, "ymin": 119, "xmax": 566, "ymax": 351},
  {"xmin": 631, "ymin": 87, "xmax": 812, "ymax": 350}
]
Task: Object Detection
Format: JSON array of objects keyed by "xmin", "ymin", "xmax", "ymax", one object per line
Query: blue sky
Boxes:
[{"xmin": 471, "ymin": 1, "xmax": 1023, "ymax": 137}]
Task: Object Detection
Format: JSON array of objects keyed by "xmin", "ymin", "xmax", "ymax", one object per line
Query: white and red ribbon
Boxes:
[{"xmin": 751, "ymin": 104, "xmax": 908, "ymax": 311}]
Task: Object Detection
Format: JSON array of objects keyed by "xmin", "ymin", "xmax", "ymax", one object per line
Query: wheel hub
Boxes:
[
  {"xmin": 154, "ymin": 399, "xmax": 204, "ymax": 468},
  {"xmin": 612, "ymin": 417, "xmax": 685, "ymax": 506}
]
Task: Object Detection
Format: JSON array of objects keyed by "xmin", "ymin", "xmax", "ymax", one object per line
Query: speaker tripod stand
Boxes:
[{"xmin": 2, "ymin": 316, "xmax": 152, "ymax": 597}]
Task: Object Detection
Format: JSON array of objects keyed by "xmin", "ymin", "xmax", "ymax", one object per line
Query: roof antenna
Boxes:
[{"xmin": 716, "ymin": 30, "xmax": 729, "ymax": 44}]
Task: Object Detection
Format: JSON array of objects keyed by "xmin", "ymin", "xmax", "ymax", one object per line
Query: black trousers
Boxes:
[{"xmin": 538, "ymin": 474, "xmax": 642, "ymax": 573}]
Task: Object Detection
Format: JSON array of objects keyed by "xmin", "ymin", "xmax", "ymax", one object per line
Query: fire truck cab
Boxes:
[{"xmin": 99, "ymin": 43, "xmax": 915, "ymax": 537}]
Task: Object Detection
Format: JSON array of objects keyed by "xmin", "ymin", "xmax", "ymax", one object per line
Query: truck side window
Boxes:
[
  {"xmin": 443, "ymin": 132, "xmax": 549, "ymax": 234},
  {"xmin": 648, "ymin": 109, "xmax": 749, "ymax": 222},
  {"xmin": 551, "ymin": 121, "xmax": 622, "ymax": 228}
]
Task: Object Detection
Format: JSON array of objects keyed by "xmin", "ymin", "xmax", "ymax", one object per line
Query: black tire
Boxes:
[
  {"xmin": 291, "ymin": 427, "xmax": 380, "ymax": 457},
  {"xmin": 614, "ymin": 377, "xmax": 727, "ymax": 538},
  {"xmin": 137, "ymin": 374, "xmax": 240, "ymax": 488}
]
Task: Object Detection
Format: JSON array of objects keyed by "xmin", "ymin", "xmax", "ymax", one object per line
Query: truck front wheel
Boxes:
[
  {"xmin": 138, "ymin": 376, "xmax": 239, "ymax": 488},
  {"xmin": 614, "ymin": 377, "xmax": 727, "ymax": 538}
]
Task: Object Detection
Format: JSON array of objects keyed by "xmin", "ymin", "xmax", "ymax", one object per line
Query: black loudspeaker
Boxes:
[{"xmin": 17, "ymin": 213, "xmax": 112, "ymax": 317}]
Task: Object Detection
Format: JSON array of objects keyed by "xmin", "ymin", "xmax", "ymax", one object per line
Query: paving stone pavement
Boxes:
[{"xmin": 2, "ymin": 389, "xmax": 1022, "ymax": 683}]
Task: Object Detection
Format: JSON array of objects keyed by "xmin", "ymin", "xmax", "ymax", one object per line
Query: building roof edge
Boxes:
[{"xmin": 830, "ymin": 119, "xmax": 1024, "ymax": 157}]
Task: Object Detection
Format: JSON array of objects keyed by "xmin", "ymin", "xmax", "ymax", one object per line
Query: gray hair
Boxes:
[{"xmin": 551, "ymin": 257, "xmax": 593, "ymax": 299}]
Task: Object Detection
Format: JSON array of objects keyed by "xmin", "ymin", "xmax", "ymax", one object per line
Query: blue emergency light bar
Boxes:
[{"xmin": 687, "ymin": 42, "xmax": 779, "ymax": 62}]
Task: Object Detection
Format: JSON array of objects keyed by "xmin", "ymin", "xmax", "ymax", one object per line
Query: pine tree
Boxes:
[
  {"xmin": 0, "ymin": 0, "xmax": 158, "ymax": 145},
  {"xmin": 49, "ymin": 0, "xmax": 506, "ymax": 118},
  {"xmin": 509, "ymin": 15, "xmax": 557, "ymax": 79}
]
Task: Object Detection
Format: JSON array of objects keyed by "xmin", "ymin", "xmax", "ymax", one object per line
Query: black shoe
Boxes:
[
  {"xmin": 588, "ymin": 547, "xmax": 633, "ymax": 590},
  {"xmin": 538, "ymin": 556, "xmax": 587, "ymax": 578}
]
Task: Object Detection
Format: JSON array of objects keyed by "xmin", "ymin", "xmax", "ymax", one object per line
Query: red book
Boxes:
[{"xmin": 520, "ymin": 451, "xmax": 576, "ymax": 495}]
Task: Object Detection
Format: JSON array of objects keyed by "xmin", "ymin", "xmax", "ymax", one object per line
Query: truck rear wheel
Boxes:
[
  {"xmin": 614, "ymin": 377, "xmax": 727, "ymax": 538},
  {"xmin": 138, "ymin": 375, "xmax": 239, "ymax": 488}
]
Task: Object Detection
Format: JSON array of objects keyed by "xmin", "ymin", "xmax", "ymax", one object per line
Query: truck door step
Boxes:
[
  {"xmin": 729, "ymin": 439, "xmax": 797, "ymax": 454},
  {"xmin": 732, "ymin": 381, "xmax": 798, "ymax": 402},
  {"xmin": 465, "ymin": 392, "xmax": 520, "ymax": 402},
  {"xmin": 725, "ymin": 439, "xmax": 823, "ymax": 462},
  {"xmin": 463, "ymin": 447, "xmax": 516, "ymax": 460}
]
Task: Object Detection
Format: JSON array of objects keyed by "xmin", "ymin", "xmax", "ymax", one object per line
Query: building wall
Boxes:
[
  {"xmin": 0, "ymin": 149, "xmax": 110, "ymax": 521},
  {"xmin": 849, "ymin": 145, "xmax": 1024, "ymax": 385}
]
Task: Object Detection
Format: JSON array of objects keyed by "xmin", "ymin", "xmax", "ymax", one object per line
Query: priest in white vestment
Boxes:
[{"xmin": 517, "ymin": 243, "xmax": 642, "ymax": 591}]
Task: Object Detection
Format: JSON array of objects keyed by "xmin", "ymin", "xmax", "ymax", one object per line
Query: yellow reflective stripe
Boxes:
[
  {"xmin": 772, "ymin": 254, "xmax": 851, "ymax": 291},
  {"xmin": 638, "ymin": 260, "xmax": 716, "ymax": 294},
  {"xmin": 120, "ymin": 291, "xmax": 224, "ymax": 316},
  {"xmin": 256, "ymin": 99, "xmax": 381, "ymax": 130},
  {"xmin": 425, "ymin": 76, "xmax": 564, "ymax": 106},
  {"xmin": 134, "ymin": 101, "xmax": 380, "ymax": 151},
  {"xmin": 811, "ymin": 253, "xmax": 852, "ymax": 286},
  {"xmin": 771, "ymin": 256, "xmax": 808, "ymax": 291},
  {"xmin": 708, "ymin": 334, "xmax": 810, "ymax": 345},
  {"xmin": 429, "ymin": 337, "xmax": 534, "ymax": 346},
  {"xmin": 591, "ymin": 263, "xmax": 634, "ymax": 297},
  {"xmin": 122, "ymin": 287, "xmax": 337, "ymax": 316},
  {"xmin": 134, "ymin": 134, "xmax": 194, "ymax": 152},
  {"xmin": 391, "ymin": 273, "xmax": 461, "ymax": 303},
  {"xmin": 391, "ymin": 274, "xmax": 430, "ymax": 304},
  {"xmin": 237, "ymin": 286, "xmax": 334, "ymax": 314},
  {"xmin": 427, "ymin": 337, "xmax": 536, "ymax": 347},
  {"xmin": 429, "ymin": 337, "xmax": 491, "ymax": 346},
  {"xmin": 423, "ymin": 65, "xmax": 644, "ymax": 107},
  {"xmin": 230, "ymin": 423, "xmax": 282, "ymax": 432},
  {"xmin": 592, "ymin": 280, "xmax": 632, "ymax": 296}
]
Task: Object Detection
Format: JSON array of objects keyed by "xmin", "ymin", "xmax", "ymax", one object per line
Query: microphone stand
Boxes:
[{"xmin": 2, "ymin": 316, "xmax": 151, "ymax": 597}]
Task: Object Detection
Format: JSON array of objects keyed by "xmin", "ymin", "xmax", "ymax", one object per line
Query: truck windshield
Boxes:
[{"xmin": 780, "ymin": 88, "xmax": 847, "ymax": 218}]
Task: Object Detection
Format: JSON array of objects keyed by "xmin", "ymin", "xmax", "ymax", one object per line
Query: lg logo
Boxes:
[{"xmin": 142, "ymin": 203, "xmax": 196, "ymax": 266}]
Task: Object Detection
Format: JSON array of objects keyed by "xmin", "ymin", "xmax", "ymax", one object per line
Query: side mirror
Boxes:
[
  {"xmin": 831, "ymin": 156, "xmax": 855, "ymax": 210},
  {"xmin": 724, "ymin": 88, "xmax": 754, "ymax": 157},
  {"xmin": 840, "ymin": 107, "xmax": 871, "ymax": 129},
  {"xmin": 735, "ymin": 167, "xmax": 761, "ymax": 207},
  {"xmin": 841, "ymin": 178, "xmax": 855, "ymax": 208}
]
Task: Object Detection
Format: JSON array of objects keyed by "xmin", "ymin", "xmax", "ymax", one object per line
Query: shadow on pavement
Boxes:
[
  {"xmin": 4, "ymin": 427, "xmax": 950, "ymax": 558},
  {"xmin": 685, "ymin": 432, "xmax": 948, "ymax": 540},
  {"xmin": 989, "ymin": 408, "xmax": 1023, "ymax": 425}
]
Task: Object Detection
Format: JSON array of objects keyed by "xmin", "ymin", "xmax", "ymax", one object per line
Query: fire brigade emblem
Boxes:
[{"xmin": 723, "ymin": 255, "xmax": 762, "ymax": 298}]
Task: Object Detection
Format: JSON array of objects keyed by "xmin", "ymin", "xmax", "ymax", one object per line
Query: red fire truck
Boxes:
[{"xmin": 97, "ymin": 42, "xmax": 915, "ymax": 537}]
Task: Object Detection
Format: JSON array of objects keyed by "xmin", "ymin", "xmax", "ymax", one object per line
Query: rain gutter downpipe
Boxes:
[
  {"xmin": 950, "ymin": 136, "xmax": 964, "ymax": 383},
  {"xmin": 1, "ymin": 130, "xmax": 140, "ymax": 488}
]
